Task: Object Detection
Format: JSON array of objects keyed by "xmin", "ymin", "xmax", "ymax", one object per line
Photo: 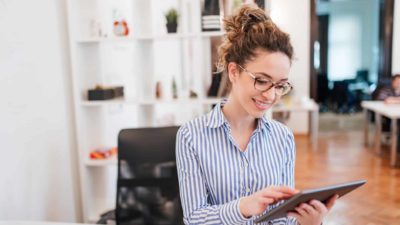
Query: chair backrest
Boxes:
[
  {"xmin": 116, "ymin": 126, "xmax": 183, "ymax": 225},
  {"xmin": 331, "ymin": 80, "xmax": 349, "ymax": 102},
  {"xmin": 118, "ymin": 126, "xmax": 179, "ymax": 166},
  {"xmin": 317, "ymin": 73, "xmax": 329, "ymax": 103}
]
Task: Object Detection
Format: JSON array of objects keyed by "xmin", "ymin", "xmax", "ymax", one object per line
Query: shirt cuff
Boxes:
[{"xmin": 220, "ymin": 198, "xmax": 252, "ymax": 225}]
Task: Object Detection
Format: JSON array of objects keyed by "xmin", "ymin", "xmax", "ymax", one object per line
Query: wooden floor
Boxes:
[{"xmin": 295, "ymin": 130, "xmax": 400, "ymax": 225}]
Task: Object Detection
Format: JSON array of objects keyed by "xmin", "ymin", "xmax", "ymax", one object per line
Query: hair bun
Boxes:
[
  {"xmin": 223, "ymin": 4, "xmax": 270, "ymax": 42},
  {"xmin": 217, "ymin": 3, "xmax": 293, "ymax": 84}
]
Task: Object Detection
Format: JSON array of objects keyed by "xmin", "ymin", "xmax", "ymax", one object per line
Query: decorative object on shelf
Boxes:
[
  {"xmin": 89, "ymin": 147, "xmax": 117, "ymax": 160},
  {"xmin": 156, "ymin": 81, "xmax": 163, "ymax": 99},
  {"xmin": 201, "ymin": 0, "xmax": 221, "ymax": 31},
  {"xmin": 112, "ymin": 9, "xmax": 129, "ymax": 36},
  {"xmin": 165, "ymin": 8, "xmax": 179, "ymax": 33},
  {"xmin": 189, "ymin": 90, "xmax": 198, "ymax": 98},
  {"xmin": 113, "ymin": 20, "xmax": 129, "ymax": 36},
  {"xmin": 172, "ymin": 77, "xmax": 178, "ymax": 99},
  {"xmin": 88, "ymin": 85, "xmax": 124, "ymax": 101},
  {"xmin": 89, "ymin": 19, "xmax": 102, "ymax": 38}
]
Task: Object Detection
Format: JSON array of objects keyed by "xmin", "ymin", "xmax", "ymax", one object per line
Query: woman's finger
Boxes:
[
  {"xmin": 268, "ymin": 186, "xmax": 300, "ymax": 195},
  {"xmin": 259, "ymin": 197, "xmax": 275, "ymax": 205},
  {"xmin": 260, "ymin": 189, "xmax": 289, "ymax": 200},
  {"xmin": 309, "ymin": 199, "xmax": 327, "ymax": 213},
  {"xmin": 325, "ymin": 194, "xmax": 339, "ymax": 210},
  {"xmin": 294, "ymin": 206, "xmax": 308, "ymax": 217},
  {"xmin": 299, "ymin": 203, "xmax": 317, "ymax": 215}
]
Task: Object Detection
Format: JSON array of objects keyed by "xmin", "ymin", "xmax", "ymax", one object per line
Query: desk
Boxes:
[
  {"xmin": 361, "ymin": 101, "xmax": 400, "ymax": 166},
  {"xmin": 0, "ymin": 222, "xmax": 94, "ymax": 225},
  {"xmin": 272, "ymin": 99, "xmax": 319, "ymax": 149}
]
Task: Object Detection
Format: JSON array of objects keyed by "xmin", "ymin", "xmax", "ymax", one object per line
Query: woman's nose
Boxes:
[{"xmin": 261, "ymin": 86, "xmax": 276, "ymax": 101}]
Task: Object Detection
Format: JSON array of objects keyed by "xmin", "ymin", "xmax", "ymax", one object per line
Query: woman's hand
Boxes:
[
  {"xmin": 239, "ymin": 186, "xmax": 299, "ymax": 218},
  {"xmin": 287, "ymin": 194, "xmax": 338, "ymax": 225}
]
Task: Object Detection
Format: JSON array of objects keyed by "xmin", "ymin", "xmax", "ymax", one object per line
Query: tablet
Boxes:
[{"xmin": 254, "ymin": 179, "xmax": 366, "ymax": 223}]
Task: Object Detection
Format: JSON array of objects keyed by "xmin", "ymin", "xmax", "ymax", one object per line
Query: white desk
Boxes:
[
  {"xmin": 272, "ymin": 99, "xmax": 319, "ymax": 149},
  {"xmin": 361, "ymin": 100, "xmax": 400, "ymax": 166},
  {"xmin": 0, "ymin": 222, "xmax": 94, "ymax": 225}
]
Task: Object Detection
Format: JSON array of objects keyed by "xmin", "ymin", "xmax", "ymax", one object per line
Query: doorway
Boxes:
[{"xmin": 310, "ymin": 0, "xmax": 394, "ymax": 114}]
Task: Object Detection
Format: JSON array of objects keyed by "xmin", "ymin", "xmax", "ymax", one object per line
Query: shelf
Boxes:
[
  {"xmin": 85, "ymin": 157, "xmax": 117, "ymax": 167},
  {"xmin": 76, "ymin": 36, "xmax": 137, "ymax": 43},
  {"xmin": 69, "ymin": 0, "xmax": 225, "ymax": 222},
  {"xmin": 199, "ymin": 31, "xmax": 225, "ymax": 37},
  {"xmin": 79, "ymin": 98, "xmax": 130, "ymax": 106},
  {"xmin": 138, "ymin": 97, "xmax": 221, "ymax": 105},
  {"xmin": 138, "ymin": 31, "xmax": 224, "ymax": 40},
  {"xmin": 76, "ymin": 32, "xmax": 224, "ymax": 43},
  {"xmin": 80, "ymin": 97, "xmax": 221, "ymax": 107}
]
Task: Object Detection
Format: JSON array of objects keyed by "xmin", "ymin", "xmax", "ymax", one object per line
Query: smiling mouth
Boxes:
[{"xmin": 253, "ymin": 98, "xmax": 273, "ymax": 110}]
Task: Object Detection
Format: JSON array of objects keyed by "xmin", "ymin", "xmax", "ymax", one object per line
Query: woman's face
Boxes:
[{"xmin": 228, "ymin": 49, "xmax": 291, "ymax": 118}]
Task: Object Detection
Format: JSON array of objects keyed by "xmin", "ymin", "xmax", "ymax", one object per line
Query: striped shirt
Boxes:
[
  {"xmin": 375, "ymin": 86, "xmax": 400, "ymax": 100},
  {"xmin": 176, "ymin": 100, "xmax": 296, "ymax": 225}
]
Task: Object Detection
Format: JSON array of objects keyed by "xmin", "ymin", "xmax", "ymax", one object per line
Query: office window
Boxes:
[{"xmin": 328, "ymin": 14, "xmax": 362, "ymax": 81}]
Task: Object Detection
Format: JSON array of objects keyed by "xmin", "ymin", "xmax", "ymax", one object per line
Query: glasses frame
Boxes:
[{"xmin": 237, "ymin": 64, "xmax": 293, "ymax": 96}]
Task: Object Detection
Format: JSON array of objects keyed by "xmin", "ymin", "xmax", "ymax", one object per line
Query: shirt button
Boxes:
[{"xmin": 246, "ymin": 187, "xmax": 251, "ymax": 193}]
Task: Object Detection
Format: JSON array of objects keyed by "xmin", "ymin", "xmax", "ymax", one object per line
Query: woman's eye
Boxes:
[
  {"xmin": 275, "ymin": 84, "xmax": 285, "ymax": 89},
  {"xmin": 256, "ymin": 79, "xmax": 270, "ymax": 85}
]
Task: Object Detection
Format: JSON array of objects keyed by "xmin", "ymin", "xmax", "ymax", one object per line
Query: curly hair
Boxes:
[{"xmin": 216, "ymin": 4, "xmax": 294, "ymax": 93}]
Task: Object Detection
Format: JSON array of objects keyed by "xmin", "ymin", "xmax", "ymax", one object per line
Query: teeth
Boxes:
[{"xmin": 255, "ymin": 99, "xmax": 270, "ymax": 106}]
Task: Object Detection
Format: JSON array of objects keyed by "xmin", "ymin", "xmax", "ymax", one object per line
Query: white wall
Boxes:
[
  {"xmin": 270, "ymin": 0, "xmax": 310, "ymax": 134},
  {"xmin": 393, "ymin": 0, "xmax": 400, "ymax": 74},
  {"xmin": 0, "ymin": 0, "xmax": 79, "ymax": 222}
]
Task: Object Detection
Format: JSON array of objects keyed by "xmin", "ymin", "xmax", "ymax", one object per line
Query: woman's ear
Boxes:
[{"xmin": 227, "ymin": 62, "xmax": 239, "ymax": 83}]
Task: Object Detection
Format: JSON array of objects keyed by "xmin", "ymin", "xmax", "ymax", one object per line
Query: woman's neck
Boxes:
[{"xmin": 222, "ymin": 97, "xmax": 257, "ymax": 132}]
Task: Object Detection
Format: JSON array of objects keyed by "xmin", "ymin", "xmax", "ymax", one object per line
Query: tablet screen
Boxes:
[{"xmin": 254, "ymin": 179, "xmax": 366, "ymax": 223}]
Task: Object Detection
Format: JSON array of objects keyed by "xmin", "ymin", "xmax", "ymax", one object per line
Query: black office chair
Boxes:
[
  {"xmin": 330, "ymin": 80, "xmax": 351, "ymax": 113},
  {"xmin": 116, "ymin": 126, "xmax": 183, "ymax": 225}
]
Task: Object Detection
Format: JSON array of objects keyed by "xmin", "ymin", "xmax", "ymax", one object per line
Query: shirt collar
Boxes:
[
  {"xmin": 258, "ymin": 114, "xmax": 272, "ymax": 133},
  {"xmin": 206, "ymin": 98, "xmax": 272, "ymax": 132},
  {"xmin": 206, "ymin": 99, "xmax": 229, "ymax": 128}
]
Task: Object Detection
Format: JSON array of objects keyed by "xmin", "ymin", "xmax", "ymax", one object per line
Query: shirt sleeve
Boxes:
[
  {"xmin": 284, "ymin": 130, "xmax": 297, "ymax": 225},
  {"xmin": 176, "ymin": 125, "xmax": 251, "ymax": 225}
]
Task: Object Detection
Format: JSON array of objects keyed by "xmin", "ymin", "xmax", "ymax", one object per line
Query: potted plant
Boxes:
[{"xmin": 165, "ymin": 8, "xmax": 179, "ymax": 33}]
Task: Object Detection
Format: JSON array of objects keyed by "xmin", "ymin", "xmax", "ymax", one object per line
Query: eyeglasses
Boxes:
[{"xmin": 237, "ymin": 64, "xmax": 292, "ymax": 96}]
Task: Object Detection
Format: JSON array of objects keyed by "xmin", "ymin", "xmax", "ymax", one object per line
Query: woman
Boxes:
[{"xmin": 176, "ymin": 4, "xmax": 337, "ymax": 225}]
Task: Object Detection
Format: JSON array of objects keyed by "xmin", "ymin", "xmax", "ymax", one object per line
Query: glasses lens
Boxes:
[
  {"xmin": 275, "ymin": 83, "xmax": 292, "ymax": 95},
  {"xmin": 255, "ymin": 79, "xmax": 273, "ymax": 91}
]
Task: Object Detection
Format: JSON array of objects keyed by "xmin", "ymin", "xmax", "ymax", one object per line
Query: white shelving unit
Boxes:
[{"xmin": 66, "ymin": 0, "xmax": 224, "ymax": 223}]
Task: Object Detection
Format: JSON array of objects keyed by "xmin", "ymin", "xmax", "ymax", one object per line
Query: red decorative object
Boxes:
[
  {"xmin": 90, "ymin": 147, "xmax": 118, "ymax": 159},
  {"xmin": 113, "ymin": 20, "xmax": 129, "ymax": 36}
]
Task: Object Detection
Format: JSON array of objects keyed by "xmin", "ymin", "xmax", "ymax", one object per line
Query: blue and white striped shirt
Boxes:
[{"xmin": 176, "ymin": 100, "xmax": 296, "ymax": 225}]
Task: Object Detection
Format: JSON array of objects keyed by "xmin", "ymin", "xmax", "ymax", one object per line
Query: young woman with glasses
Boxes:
[{"xmin": 176, "ymin": 4, "xmax": 337, "ymax": 225}]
